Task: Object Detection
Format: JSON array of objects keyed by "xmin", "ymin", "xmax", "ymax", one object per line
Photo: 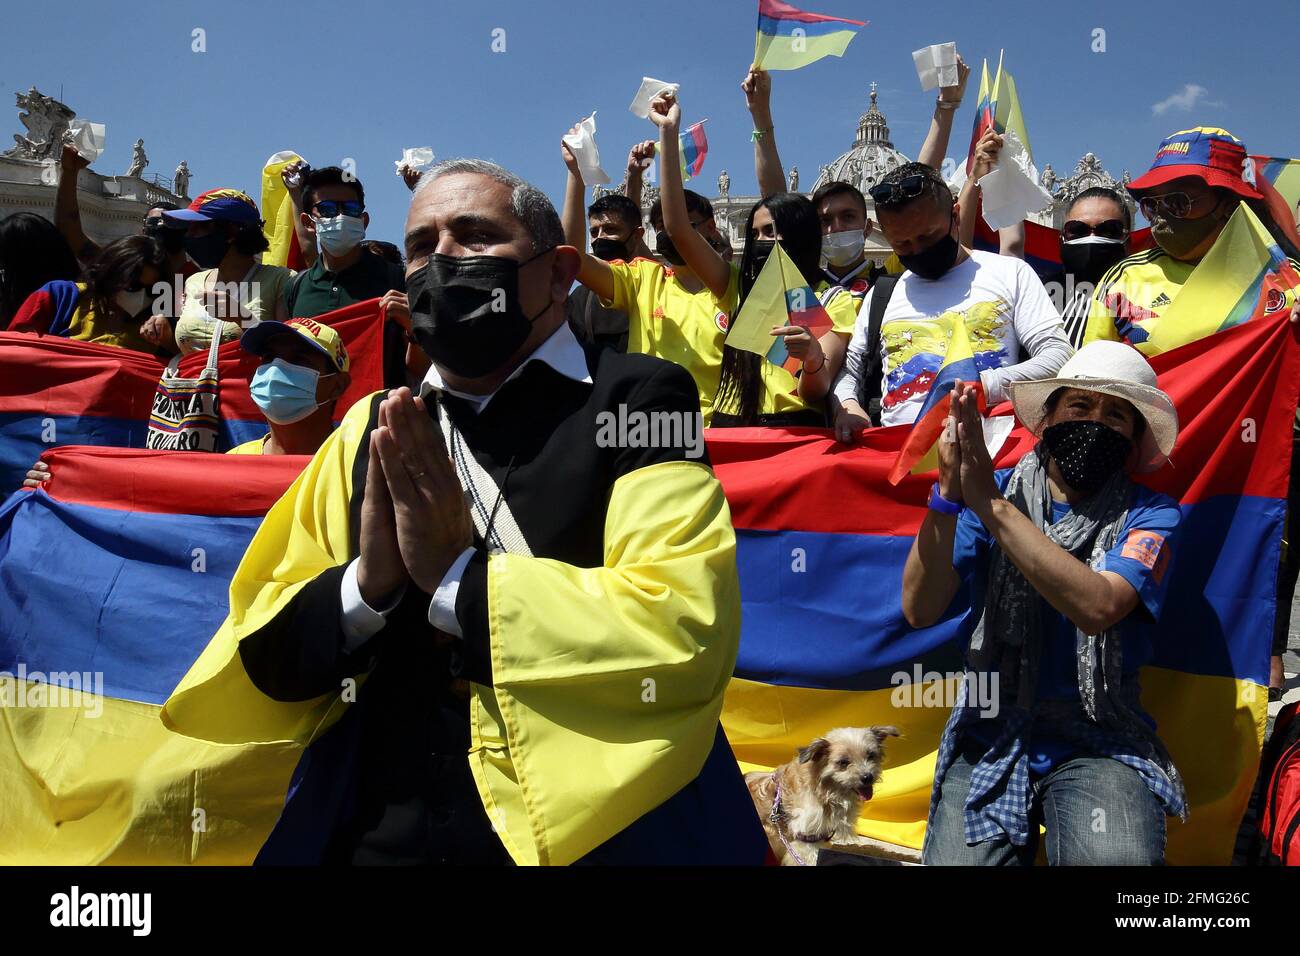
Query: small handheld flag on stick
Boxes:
[
  {"xmin": 726, "ymin": 243, "xmax": 833, "ymax": 375},
  {"xmin": 752, "ymin": 0, "xmax": 867, "ymax": 72},
  {"xmin": 680, "ymin": 120, "xmax": 709, "ymax": 180},
  {"xmin": 966, "ymin": 51, "xmax": 1032, "ymax": 174}
]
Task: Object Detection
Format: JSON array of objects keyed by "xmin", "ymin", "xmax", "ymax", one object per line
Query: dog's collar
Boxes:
[{"xmin": 770, "ymin": 771, "xmax": 828, "ymax": 865}]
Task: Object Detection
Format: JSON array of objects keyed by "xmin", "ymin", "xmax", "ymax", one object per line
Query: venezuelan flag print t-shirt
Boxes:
[{"xmin": 872, "ymin": 250, "xmax": 1064, "ymax": 427}]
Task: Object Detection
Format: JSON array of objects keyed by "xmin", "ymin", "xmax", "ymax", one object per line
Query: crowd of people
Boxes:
[{"xmin": 2, "ymin": 56, "xmax": 1298, "ymax": 867}]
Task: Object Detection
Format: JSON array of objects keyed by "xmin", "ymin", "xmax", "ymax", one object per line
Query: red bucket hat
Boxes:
[{"xmin": 1127, "ymin": 127, "xmax": 1262, "ymax": 201}]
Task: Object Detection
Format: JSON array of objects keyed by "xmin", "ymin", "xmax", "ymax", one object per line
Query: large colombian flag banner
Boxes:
[
  {"xmin": 713, "ymin": 309, "xmax": 1300, "ymax": 864},
  {"xmin": 752, "ymin": 0, "xmax": 866, "ymax": 72},
  {"xmin": 0, "ymin": 448, "xmax": 310, "ymax": 863},
  {"xmin": 0, "ymin": 298, "xmax": 386, "ymax": 494}
]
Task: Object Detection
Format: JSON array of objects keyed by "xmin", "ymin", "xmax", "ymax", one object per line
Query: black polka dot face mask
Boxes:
[{"xmin": 1041, "ymin": 419, "xmax": 1133, "ymax": 495}]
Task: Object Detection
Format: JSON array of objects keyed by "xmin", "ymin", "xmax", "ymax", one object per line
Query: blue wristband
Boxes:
[{"xmin": 928, "ymin": 482, "xmax": 963, "ymax": 516}]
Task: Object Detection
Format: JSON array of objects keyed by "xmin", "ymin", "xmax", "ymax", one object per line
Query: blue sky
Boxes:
[{"xmin": 3, "ymin": 0, "xmax": 1295, "ymax": 246}]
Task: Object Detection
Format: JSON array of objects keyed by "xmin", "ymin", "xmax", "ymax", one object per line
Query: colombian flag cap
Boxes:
[
  {"xmin": 240, "ymin": 317, "xmax": 350, "ymax": 373},
  {"xmin": 164, "ymin": 187, "xmax": 263, "ymax": 225},
  {"xmin": 1127, "ymin": 127, "xmax": 1262, "ymax": 201}
]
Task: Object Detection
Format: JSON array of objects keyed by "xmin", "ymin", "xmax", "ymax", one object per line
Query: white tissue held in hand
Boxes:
[
  {"xmin": 977, "ymin": 128, "xmax": 1053, "ymax": 231},
  {"xmin": 912, "ymin": 43, "xmax": 958, "ymax": 91},
  {"xmin": 395, "ymin": 147, "xmax": 435, "ymax": 173},
  {"xmin": 66, "ymin": 119, "xmax": 106, "ymax": 162},
  {"xmin": 562, "ymin": 112, "xmax": 611, "ymax": 186},
  {"xmin": 629, "ymin": 77, "xmax": 679, "ymax": 119}
]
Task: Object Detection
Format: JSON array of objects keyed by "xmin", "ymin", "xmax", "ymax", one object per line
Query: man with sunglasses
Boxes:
[
  {"xmin": 1080, "ymin": 128, "xmax": 1276, "ymax": 349},
  {"xmin": 283, "ymin": 166, "xmax": 410, "ymax": 388},
  {"xmin": 832, "ymin": 162, "xmax": 1071, "ymax": 438}
]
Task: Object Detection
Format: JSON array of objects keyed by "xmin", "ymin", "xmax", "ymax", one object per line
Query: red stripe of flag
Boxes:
[{"xmin": 757, "ymin": 0, "xmax": 866, "ymax": 26}]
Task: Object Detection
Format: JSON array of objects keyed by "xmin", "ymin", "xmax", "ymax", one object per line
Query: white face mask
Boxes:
[
  {"xmin": 316, "ymin": 214, "xmax": 366, "ymax": 256},
  {"xmin": 114, "ymin": 288, "xmax": 147, "ymax": 317},
  {"xmin": 822, "ymin": 228, "xmax": 866, "ymax": 268}
]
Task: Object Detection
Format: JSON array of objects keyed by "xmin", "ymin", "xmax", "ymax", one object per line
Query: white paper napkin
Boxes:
[
  {"xmin": 978, "ymin": 129, "xmax": 1053, "ymax": 230},
  {"xmin": 66, "ymin": 119, "xmax": 105, "ymax": 162},
  {"xmin": 912, "ymin": 43, "xmax": 958, "ymax": 91},
  {"xmin": 561, "ymin": 112, "xmax": 611, "ymax": 186},
  {"xmin": 629, "ymin": 76, "xmax": 679, "ymax": 119},
  {"xmin": 394, "ymin": 147, "xmax": 435, "ymax": 173}
]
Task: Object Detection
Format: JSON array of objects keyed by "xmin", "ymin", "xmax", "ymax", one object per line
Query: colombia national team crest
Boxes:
[
  {"xmin": 715, "ymin": 310, "xmax": 730, "ymax": 332},
  {"xmin": 1265, "ymin": 287, "xmax": 1287, "ymax": 314}
]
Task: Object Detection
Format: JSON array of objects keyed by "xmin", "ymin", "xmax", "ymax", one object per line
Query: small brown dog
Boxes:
[{"xmin": 746, "ymin": 726, "xmax": 901, "ymax": 866}]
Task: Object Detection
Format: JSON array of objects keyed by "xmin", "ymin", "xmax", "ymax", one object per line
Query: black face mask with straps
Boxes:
[
  {"xmin": 407, "ymin": 247, "xmax": 554, "ymax": 379},
  {"xmin": 897, "ymin": 213, "xmax": 959, "ymax": 280}
]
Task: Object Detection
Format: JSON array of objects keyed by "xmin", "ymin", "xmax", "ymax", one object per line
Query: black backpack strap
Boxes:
[{"xmin": 859, "ymin": 274, "xmax": 899, "ymax": 426}]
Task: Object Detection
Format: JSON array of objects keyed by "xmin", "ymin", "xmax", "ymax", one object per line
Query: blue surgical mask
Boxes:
[
  {"xmin": 250, "ymin": 358, "xmax": 326, "ymax": 424},
  {"xmin": 316, "ymin": 214, "xmax": 366, "ymax": 256}
]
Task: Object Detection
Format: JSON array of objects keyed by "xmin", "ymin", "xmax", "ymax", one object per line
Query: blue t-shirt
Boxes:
[{"xmin": 952, "ymin": 469, "xmax": 1180, "ymax": 775}]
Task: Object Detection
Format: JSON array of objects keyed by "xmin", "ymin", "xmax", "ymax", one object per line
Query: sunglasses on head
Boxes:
[
  {"xmin": 1062, "ymin": 219, "xmax": 1128, "ymax": 242},
  {"xmin": 312, "ymin": 200, "xmax": 364, "ymax": 219},
  {"xmin": 868, "ymin": 174, "xmax": 929, "ymax": 207}
]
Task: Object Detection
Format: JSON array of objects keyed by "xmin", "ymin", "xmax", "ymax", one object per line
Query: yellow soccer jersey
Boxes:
[
  {"xmin": 603, "ymin": 258, "xmax": 739, "ymax": 424},
  {"xmin": 1080, "ymin": 248, "xmax": 1196, "ymax": 347}
]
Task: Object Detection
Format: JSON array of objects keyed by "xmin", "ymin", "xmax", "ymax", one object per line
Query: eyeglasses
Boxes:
[
  {"xmin": 868, "ymin": 175, "xmax": 928, "ymax": 207},
  {"xmin": 1137, "ymin": 191, "xmax": 1216, "ymax": 222},
  {"xmin": 312, "ymin": 200, "xmax": 364, "ymax": 219},
  {"xmin": 1062, "ymin": 219, "xmax": 1128, "ymax": 242}
]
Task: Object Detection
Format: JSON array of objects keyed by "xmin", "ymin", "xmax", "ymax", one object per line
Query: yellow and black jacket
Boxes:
[{"xmin": 162, "ymin": 345, "xmax": 766, "ymax": 865}]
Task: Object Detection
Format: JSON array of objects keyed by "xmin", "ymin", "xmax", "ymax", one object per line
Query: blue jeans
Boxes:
[{"xmin": 923, "ymin": 738, "xmax": 1167, "ymax": 865}]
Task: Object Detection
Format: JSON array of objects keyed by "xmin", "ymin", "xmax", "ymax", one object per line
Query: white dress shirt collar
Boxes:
[{"xmin": 418, "ymin": 320, "xmax": 593, "ymax": 414}]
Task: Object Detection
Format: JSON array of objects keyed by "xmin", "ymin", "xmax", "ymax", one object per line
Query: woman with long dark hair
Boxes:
[
  {"xmin": 649, "ymin": 92, "xmax": 858, "ymax": 427},
  {"xmin": 8, "ymin": 235, "xmax": 169, "ymax": 354},
  {"xmin": 0, "ymin": 213, "xmax": 80, "ymax": 331}
]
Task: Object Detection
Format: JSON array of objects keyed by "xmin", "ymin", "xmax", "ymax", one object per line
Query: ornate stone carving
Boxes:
[
  {"xmin": 173, "ymin": 160, "xmax": 190, "ymax": 198},
  {"xmin": 4, "ymin": 87, "xmax": 75, "ymax": 161},
  {"xmin": 1041, "ymin": 164, "xmax": 1058, "ymax": 196},
  {"xmin": 718, "ymin": 169, "xmax": 729, "ymax": 196},
  {"xmin": 787, "ymin": 166, "xmax": 798, "ymax": 192},
  {"xmin": 125, "ymin": 139, "xmax": 148, "ymax": 178}
]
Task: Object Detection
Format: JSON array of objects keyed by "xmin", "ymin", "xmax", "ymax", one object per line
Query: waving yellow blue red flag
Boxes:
[
  {"xmin": 966, "ymin": 51, "xmax": 1032, "ymax": 172},
  {"xmin": 752, "ymin": 0, "xmax": 866, "ymax": 72},
  {"xmin": 725, "ymin": 242, "xmax": 833, "ymax": 374}
]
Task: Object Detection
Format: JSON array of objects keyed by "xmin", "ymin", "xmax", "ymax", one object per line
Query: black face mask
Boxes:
[
  {"xmin": 591, "ymin": 237, "xmax": 631, "ymax": 262},
  {"xmin": 146, "ymin": 222, "xmax": 187, "ymax": 255},
  {"xmin": 408, "ymin": 249, "xmax": 553, "ymax": 379},
  {"xmin": 1059, "ymin": 237, "xmax": 1127, "ymax": 286},
  {"xmin": 1042, "ymin": 419, "xmax": 1133, "ymax": 495},
  {"xmin": 898, "ymin": 215, "xmax": 959, "ymax": 280},
  {"xmin": 655, "ymin": 232, "xmax": 685, "ymax": 266},
  {"xmin": 743, "ymin": 239, "xmax": 777, "ymax": 293},
  {"xmin": 184, "ymin": 231, "xmax": 230, "ymax": 269},
  {"xmin": 1151, "ymin": 199, "xmax": 1229, "ymax": 260}
]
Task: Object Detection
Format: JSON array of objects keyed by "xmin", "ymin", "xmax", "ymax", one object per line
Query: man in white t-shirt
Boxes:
[{"xmin": 833, "ymin": 162, "xmax": 1072, "ymax": 439}]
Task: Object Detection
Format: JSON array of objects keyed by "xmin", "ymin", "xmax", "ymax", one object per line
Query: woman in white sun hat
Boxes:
[{"xmin": 903, "ymin": 340, "xmax": 1186, "ymax": 866}]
